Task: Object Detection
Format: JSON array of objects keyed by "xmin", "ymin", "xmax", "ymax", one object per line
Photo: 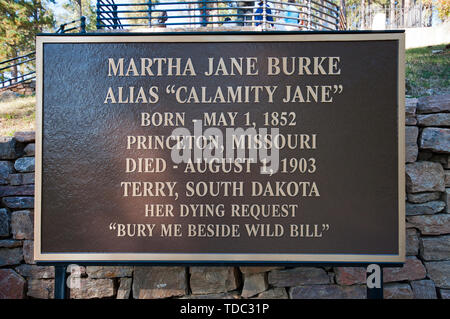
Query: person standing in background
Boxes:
[
  {"xmin": 298, "ymin": 1, "xmax": 308, "ymax": 30},
  {"xmin": 283, "ymin": 0, "xmax": 300, "ymax": 30},
  {"xmin": 255, "ymin": 0, "xmax": 274, "ymax": 27}
]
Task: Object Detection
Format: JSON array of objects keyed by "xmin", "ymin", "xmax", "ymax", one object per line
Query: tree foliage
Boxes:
[
  {"xmin": 59, "ymin": 0, "xmax": 97, "ymax": 31},
  {"xmin": 436, "ymin": 0, "xmax": 449, "ymax": 21},
  {"xmin": 0, "ymin": 0, "xmax": 54, "ymax": 60}
]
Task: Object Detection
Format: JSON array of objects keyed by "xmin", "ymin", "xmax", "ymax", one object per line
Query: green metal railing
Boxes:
[
  {"xmin": 56, "ymin": 16, "xmax": 87, "ymax": 34},
  {"xmin": 1, "ymin": 1, "xmax": 345, "ymax": 90},
  {"xmin": 97, "ymin": 0, "xmax": 342, "ymax": 31},
  {"xmin": 0, "ymin": 17, "xmax": 86, "ymax": 90},
  {"xmin": 0, "ymin": 53, "xmax": 36, "ymax": 89}
]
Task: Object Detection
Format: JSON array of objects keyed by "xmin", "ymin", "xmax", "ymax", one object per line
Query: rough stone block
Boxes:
[
  {"xmin": 440, "ymin": 289, "xmax": 450, "ymax": 299},
  {"xmin": 0, "ymin": 269, "xmax": 26, "ymax": 299},
  {"xmin": 23, "ymin": 240, "xmax": 34, "ymax": 264},
  {"xmin": 268, "ymin": 267, "xmax": 329, "ymax": 287},
  {"xmin": 8, "ymin": 174, "xmax": 22, "ymax": 186},
  {"xmin": 406, "ymin": 228, "xmax": 420, "ymax": 256},
  {"xmin": 0, "ymin": 247, "xmax": 23, "ymax": 266},
  {"xmin": 383, "ymin": 256, "xmax": 426, "ymax": 283},
  {"xmin": 8, "ymin": 173, "xmax": 35, "ymax": 186},
  {"xmin": 445, "ymin": 171, "xmax": 450, "ymax": 187},
  {"xmin": 407, "ymin": 192, "xmax": 441, "ymax": 203},
  {"xmin": 14, "ymin": 157, "xmax": 35, "ymax": 173},
  {"xmin": 0, "ymin": 240, "xmax": 22, "ymax": 248},
  {"xmin": 420, "ymin": 128, "xmax": 450, "ymax": 154},
  {"xmin": 424, "ymin": 261, "xmax": 450, "ymax": 288},
  {"xmin": 27, "ymin": 279, "xmax": 54, "ymax": 299},
  {"xmin": 420, "ymin": 235, "xmax": 450, "ymax": 261},
  {"xmin": 407, "ymin": 214, "xmax": 450, "ymax": 235},
  {"xmin": 15, "ymin": 265, "xmax": 54, "ymax": 279},
  {"xmin": 86, "ymin": 266, "xmax": 133, "ymax": 278},
  {"xmin": 384, "ymin": 283, "xmax": 414, "ymax": 299},
  {"xmin": 70, "ymin": 278, "xmax": 115, "ymax": 299},
  {"xmin": 14, "ymin": 131, "xmax": 35, "ymax": 143},
  {"xmin": 290, "ymin": 285, "xmax": 366, "ymax": 299},
  {"xmin": 406, "ymin": 161, "xmax": 445, "ymax": 193},
  {"xmin": 190, "ymin": 267, "xmax": 240, "ymax": 295},
  {"xmin": 405, "ymin": 126, "xmax": 419, "ymax": 163},
  {"xmin": 0, "ymin": 208, "xmax": 10, "ymax": 237},
  {"xmin": 411, "ymin": 280, "xmax": 437, "ymax": 299},
  {"xmin": 254, "ymin": 288, "xmax": 288, "ymax": 299},
  {"xmin": 406, "ymin": 97, "xmax": 418, "ymax": 110},
  {"xmin": 117, "ymin": 277, "xmax": 132, "ymax": 299},
  {"xmin": 24, "ymin": 144, "xmax": 35, "ymax": 156},
  {"xmin": 334, "ymin": 267, "xmax": 366, "ymax": 285},
  {"xmin": 11, "ymin": 210, "xmax": 33, "ymax": 240},
  {"xmin": 406, "ymin": 117, "xmax": 417, "ymax": 126},
  {"xmin": 0, "ymin": 137, "xmax": 23, "ymax": 160},
  {"xmin": 417, "ymin": 94, "xmax": 450, "ymax": 114},
  {"xmin": 22, "ymin": 173, "xmax": 34, "ymax": 185},
  {"xmin": 241, "ymin": 273, "xmax": 268, "ymax": 298},
  {"xmin": 2, "ymin": 196, "xmax": 34, "ymax": 209},
  {"xmin": 417, "ymin": 113, "xmax": 450, "ymax": 127},
  {"xmin": 133, "ymin": 266, "xmax": 187, "ymax": 298},
  {"xmin": 0, "ymin": 185, "xmax": 34, "ymax": 196},
  {"xmin": 406, "ymin": 201, "xmax": 445, "ymax": 215},
  {"xmin": 445, "ymin": 189, "xmax": 450, "ymax": 210},
  {"xmin": 405, "ymin": 98, "xmax": 417, "ymax": 125},
  {"xmin": 0, "ymin": 161, "xmax": 14, "ymax": 184}
]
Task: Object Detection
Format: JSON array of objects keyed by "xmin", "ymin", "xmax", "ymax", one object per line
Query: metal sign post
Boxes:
[{"xmin": 54, "ymin": 266, "xmax": 68, "ymax": 299}]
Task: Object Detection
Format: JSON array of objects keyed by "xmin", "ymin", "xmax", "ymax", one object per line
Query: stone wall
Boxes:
[
  {"xmin": 0, "ymin": 94, "xmax": 449, "ymax": 299},
  {"xmin": 0, "ymin": 81, "xmax": 35, "ymax": 96}
]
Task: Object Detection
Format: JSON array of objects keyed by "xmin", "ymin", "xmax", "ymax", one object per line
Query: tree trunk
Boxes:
[
  {"xmin": 340, "ymin": 0, "xmax": 346, "ymax": 30},
  {"xmin": 390, "ymin": 0, "xmax": 395, "ymax": 29},
  {"xmin": 404, "ymin": 0, "xmax": 410, "ymax": 27},
  {"xmin": 340, "ymin": 0, "xmax": 346, "ymax": 18},
  {"xmin": 11, "ymin": 51, "xmax": 18, "ymax": 85},
  {"xmin": 400, "ymin": 0, "xmax": 404, "ymax": 27},
  {"xmin": 361, "ymin": 0, "xmax": 366, "ymax": 29}
]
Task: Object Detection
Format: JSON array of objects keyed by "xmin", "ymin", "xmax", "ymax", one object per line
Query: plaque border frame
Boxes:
[{"xmin": 34, "ymin": 32, "xmax": 405, "ymax": 264}]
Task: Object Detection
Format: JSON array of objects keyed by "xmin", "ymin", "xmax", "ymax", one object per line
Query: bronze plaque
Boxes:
[{"xmin": 35, "ymin": 33, "xmax": 405, "ymax": 263}]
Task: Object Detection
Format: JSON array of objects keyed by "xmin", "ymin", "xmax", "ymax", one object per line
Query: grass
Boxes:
[
  {"xmin": 405, "ymin": 43, "xmax": 450, "ymax": 97},
  {"xmin": 0, "ymin": 44, "xmax": 448, "ymax": 136},
  {"xmin": 0, "ymin": 94, "xmax": 35, "ymax": 137}
]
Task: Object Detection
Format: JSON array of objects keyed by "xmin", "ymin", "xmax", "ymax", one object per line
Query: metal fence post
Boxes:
[
  {"xmin": 112, "ymin": 4, "xmax": 119, "ymax": 29},
  {"xmin": 147, "ymin": 0, "xmax": 152, "ymax": 27},
  {"xmin": 201, "ymin": 0, "xmax": 207, "ymax": 26},
  {"xmin": 54, "ymin": 266, "xmax": 67, "ymax": 299},
  {"xmin": 262, "ymin": 0, "xmax": 267, "ymax": 31},
  {"xmin": 307, "ymin": 0, "xmax": 311, "ymax": 30},
  {"xmin": 96, "ymin": 0, "xmax": 102, "ymax": 30},
  {"xmin": 80, "ymin": 16, "xmax": 86, "ymax": 33}
]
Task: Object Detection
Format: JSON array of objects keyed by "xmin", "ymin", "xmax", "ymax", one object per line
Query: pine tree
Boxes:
[
  {"xmin": 0, "ymin": 0, "xmax": 54, "ymax": 60},
  {"xmin": 59, "ymin": 0, "xmax": 96, "ymax": 31}
]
